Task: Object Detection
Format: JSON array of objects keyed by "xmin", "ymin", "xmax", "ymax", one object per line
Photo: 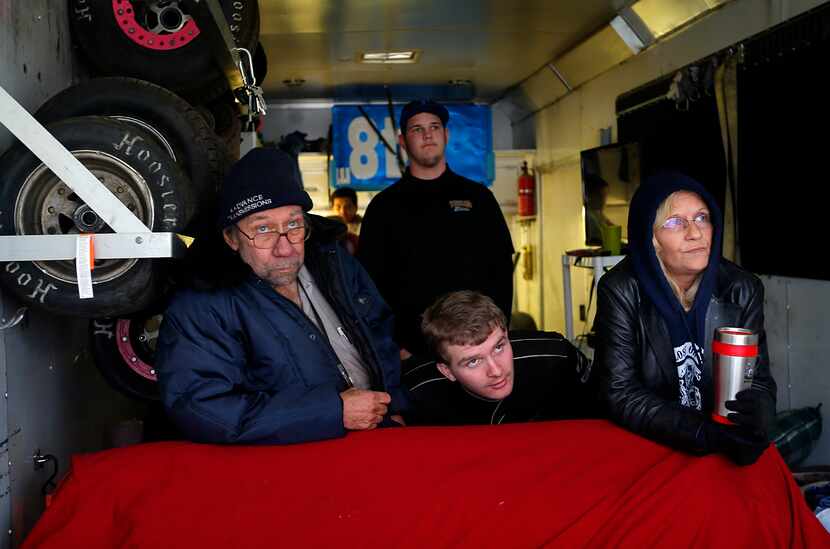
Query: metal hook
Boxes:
[
  {"xmin": 0, "ymin": 307, "xmax": 27, "ymax": 331},
  {"xmin": 33, "ymin": 450, "xmax": 59, "ymax": 496},
  {"xmin": 232, "ymin": 47, "xmax": 267, "ymax": 116},
  {"xmin": 233, "ymin": 47, "xmax": 256, "ymax": 87}
]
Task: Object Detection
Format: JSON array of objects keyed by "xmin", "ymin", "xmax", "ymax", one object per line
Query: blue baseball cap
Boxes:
[{"xmin": 399, "ymin": 99, "xmax": 449, "ymax": 132}]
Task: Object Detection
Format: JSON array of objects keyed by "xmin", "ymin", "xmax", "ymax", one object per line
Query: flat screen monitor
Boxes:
[{"xmin": 580, "ymin": 142, "xmax": 641, "ymax": 249}]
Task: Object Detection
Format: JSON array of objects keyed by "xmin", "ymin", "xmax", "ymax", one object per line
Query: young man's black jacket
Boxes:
[
  {"xmin": 402, "ymin": 331, "xmax": 601, "ymax": 425},
  {"xmin": 593, "ymin": 257, "xmax": 777, "ymax": 454}
]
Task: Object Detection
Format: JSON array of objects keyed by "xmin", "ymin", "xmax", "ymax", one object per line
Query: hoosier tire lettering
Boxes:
[{"xmin": 0, "ymin": 116, "xmax": 195, "ymax": 317}]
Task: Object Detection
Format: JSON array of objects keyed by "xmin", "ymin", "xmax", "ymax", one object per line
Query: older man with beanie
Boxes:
[
  {"xmin": 357, "ymin": 99, "xmax": 514, "ymax": 358},
  {"xmin": 157, "ymin": 148, "xmax": 407, "ymax": 445}
]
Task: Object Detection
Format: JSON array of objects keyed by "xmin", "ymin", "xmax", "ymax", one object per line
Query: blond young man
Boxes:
[{"xmin": 403, "ymin": 291, "xmax": 600, "ymax": 425}]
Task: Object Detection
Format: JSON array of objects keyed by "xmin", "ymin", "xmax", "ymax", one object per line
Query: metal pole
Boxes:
[{"xmin": 562, "ymin": 255, "xmax": 574, "ymax": 341}]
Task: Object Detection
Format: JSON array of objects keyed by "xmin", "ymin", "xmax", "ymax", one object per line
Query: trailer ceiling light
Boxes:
[
  {"xmin": 360, "ymin": 50, "xmax": 419, "ymax": 64},
  {"xmin": 610, "ymin": 15, "xmax": 647, "ymax": 54},
  {"xmin": 630, "ymin": 0, "xmax": 730, "ymax": 41}
]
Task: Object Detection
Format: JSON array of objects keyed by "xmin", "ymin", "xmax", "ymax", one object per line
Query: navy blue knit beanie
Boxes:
[{"xmin": 218, "ymin": 148, "xmax": 312, "ymax": 228}]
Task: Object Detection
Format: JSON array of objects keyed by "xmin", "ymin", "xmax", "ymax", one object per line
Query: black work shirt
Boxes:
[{"xmin": 357, "ymin": 167, "xmax": 514, "ymax": 355}]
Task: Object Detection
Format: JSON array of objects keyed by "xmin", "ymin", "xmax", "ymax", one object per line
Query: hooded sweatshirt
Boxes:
[{"xmin": 627, "ymin": 173, "xmax": 723, "ymax": 411}]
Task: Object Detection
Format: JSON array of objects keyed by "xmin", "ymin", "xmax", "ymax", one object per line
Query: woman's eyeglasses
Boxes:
[{"xmin": 660, "ymin": 212, "xmax": 710, "ymax": 232}]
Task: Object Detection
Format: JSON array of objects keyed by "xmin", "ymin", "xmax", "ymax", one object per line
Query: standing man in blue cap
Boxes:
[
  {"xmin": 157, "ymin": 148, "xmax": 407, "ymax": 444},
  {"xmin": 357, "ymin": 100, "xmax": 514, "ymax": 359}
]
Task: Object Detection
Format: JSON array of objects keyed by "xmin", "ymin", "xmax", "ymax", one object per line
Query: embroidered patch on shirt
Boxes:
[{"xmin": 449, "ymin": 199, "xmax": 473, "ymax": 212}]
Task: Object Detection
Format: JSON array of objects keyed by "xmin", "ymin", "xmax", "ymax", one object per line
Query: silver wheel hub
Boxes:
[
  {"xmin": 71, "ymin": 204, "xmax": 107, "ymax": 232},
  {"xmin": 146, "ymin": 1, "xmax": 190, "ymax": 34},
  {"xmin": 15, "ymin": 150, "xmax": 155, "ymax": 284}
]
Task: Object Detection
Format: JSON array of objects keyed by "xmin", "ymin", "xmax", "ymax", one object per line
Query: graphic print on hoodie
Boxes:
[{"xmin": 675, "ymin": 341, "xmax": 702, "ymax": 410}]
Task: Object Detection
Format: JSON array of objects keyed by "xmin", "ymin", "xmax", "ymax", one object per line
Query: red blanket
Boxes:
[{"xmin": 23, "ymin": 420, "xmax": 830, "ymax": 548}]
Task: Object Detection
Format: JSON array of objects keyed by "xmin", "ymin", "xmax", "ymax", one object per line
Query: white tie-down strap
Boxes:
[
  {"xmin": 75, "ymin": 234, "xmax": 94, "ymax": 299},
  {"xmin": 0, "ymin": 84, "xmax": 149, "ymax": 234}
]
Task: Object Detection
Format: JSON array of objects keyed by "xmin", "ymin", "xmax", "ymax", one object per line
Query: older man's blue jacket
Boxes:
[{"xmin": 156, "ymin": 216, "xmax": 407, "ymax": 444}]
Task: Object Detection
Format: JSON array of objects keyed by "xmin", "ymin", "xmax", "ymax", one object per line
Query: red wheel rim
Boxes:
[
  {"xmin": 116, "ymin": 319, "xmax": 158, "ymax": 381},
  {"xmin": 112, "ymin": 0, "xmax": 200, "ymax": 51}
]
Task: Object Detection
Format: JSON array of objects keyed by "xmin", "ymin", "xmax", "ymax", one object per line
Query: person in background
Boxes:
[
  {"xmin": 331, "ymin": 187, "xmax": 363, "ymax": 236},
  {"xmin": 358, "ymin": 99, "xmax": 514, "ymax": 359},
  {"xmin": 328, "ymin": 187, "xmax": 361, "ymax": 255},
  {"xmin": 584, "ymin": 173, "xmax": 614, "ymax": 247},
  {"xmin": 593, "ymin": 172, "xmax": 776, "ymax": 465},
  {"xmin": 157, "ymin": 148, "xmax": 407, "ymax": 445},
  {"xmin": 403, "ymin": 291, "xmax": 599, "ymax": 425}
]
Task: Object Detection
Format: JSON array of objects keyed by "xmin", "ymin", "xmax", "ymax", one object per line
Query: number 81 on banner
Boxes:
[{"xmin": 333, "ymin": 107, "xmax": 407, "ymax": 189}]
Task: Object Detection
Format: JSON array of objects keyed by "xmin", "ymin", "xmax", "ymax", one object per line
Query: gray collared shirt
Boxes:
[{"xmin": 297, "ymin": 266, "xmax": 371, "ymax": 389}]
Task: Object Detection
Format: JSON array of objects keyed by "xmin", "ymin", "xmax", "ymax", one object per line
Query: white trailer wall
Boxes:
[{"xmin": 529, "ymin": 0, "xmax": 830, "ymax": 465}]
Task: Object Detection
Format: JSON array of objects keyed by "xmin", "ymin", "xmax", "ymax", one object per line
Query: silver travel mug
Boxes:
[{"xmin": 712, "ymin": 327, "xmax": 758, "ymax": 424}]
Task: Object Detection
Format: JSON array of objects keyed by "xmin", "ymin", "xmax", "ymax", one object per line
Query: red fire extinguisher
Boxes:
[{"xmin": 518, "ymin": 161, "xmax": 536, "ymax": 216}]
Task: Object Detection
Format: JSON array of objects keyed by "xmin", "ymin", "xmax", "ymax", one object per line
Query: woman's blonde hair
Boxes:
[{"xmin": 652, "ymin": 191, "xmax": 703, "ymax": 311}]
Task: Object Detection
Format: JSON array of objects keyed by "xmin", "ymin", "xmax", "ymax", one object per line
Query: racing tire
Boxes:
[
  {"xmin": 253, "ymin": 41, "xmax": 267, "ymax": 85},
  {"xmin": 0, "ymin": 116, "xmax": 194, "ymax": 317},
  {"xmin": 68, "ymin": 0, "xmax": 260, "ymax": 103},
  {"xmin": 206, "ymin": 91, "xmax": 242, "ymax": 164},
  {"xmin": 90, "ymin": 312, "xmax": 162, "ymax": 401},
  {"xmin": 35, "ymin": 77, "xmax": 225, "ymax": 199}
]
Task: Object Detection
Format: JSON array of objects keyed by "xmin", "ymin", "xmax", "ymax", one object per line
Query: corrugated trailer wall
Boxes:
[{"xmin": 0, "ymin": 2, "xmax": 147, "ymax": 546}]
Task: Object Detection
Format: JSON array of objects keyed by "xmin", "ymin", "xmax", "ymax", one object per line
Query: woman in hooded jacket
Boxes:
[{"xmin": 594, "ymin": 172, "xmax": 776, "ymax": 465}]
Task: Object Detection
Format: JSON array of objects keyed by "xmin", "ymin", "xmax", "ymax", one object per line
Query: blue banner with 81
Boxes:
[{"xmin": 331, "ymin": 104, "xmax": 493, "ymax": 191}]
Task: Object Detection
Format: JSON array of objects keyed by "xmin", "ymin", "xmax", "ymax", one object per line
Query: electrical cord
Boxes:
[
  {"xmin": 383, "ymin": 86, "xmax": 405, "ymax": 174},
  {"xmin": 356, "ymin": 104, "xmax": 398, "ymax": 159}
]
